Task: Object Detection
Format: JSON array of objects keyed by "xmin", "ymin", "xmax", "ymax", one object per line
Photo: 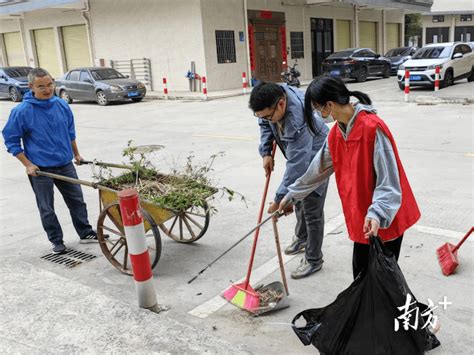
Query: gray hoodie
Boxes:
[{"xmin": 284, "ymin": 103, "xmax": 402, "ymax": 229}]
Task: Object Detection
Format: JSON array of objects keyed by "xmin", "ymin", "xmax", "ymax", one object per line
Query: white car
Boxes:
[{"xmin": 397, "ymin": 42, "xmax": 474, "ymax": 90}]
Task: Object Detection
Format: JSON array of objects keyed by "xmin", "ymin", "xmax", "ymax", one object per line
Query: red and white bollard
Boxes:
[
  {"xmin": 434, "ymin": 66, "xmax": 440, "ymax": 92},
  {"xmin": 404, "ymin": 69, "xmax": 410, "ymax": 102},
  {"xmin": 242, "ymin": 72, "xmax": 248, "ymax": 95},
  {"xmin": 162, "ymin": 77, "xmax": 168, "ymax": 99},
  {"xmin": 118, "ymin": 189, "xmax": 161, "ymax": 312},
  {"xmin": 202, "ymin": 76, "xmax": 208, "ymax": 99}
]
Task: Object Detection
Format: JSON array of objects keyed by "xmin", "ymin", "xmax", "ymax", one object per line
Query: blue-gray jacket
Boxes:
[{"xmin": 258, "ymin": 85, "xmax": 328, "ymax": 202}]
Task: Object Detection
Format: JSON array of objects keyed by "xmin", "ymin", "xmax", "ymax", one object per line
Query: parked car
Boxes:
[
  {"xmin": 0, "ymin": 66, "xmax": 32, "ymax": 102},
  {"xmin": 321, "ymin": 48, "xmax": 391, "ymax": 82},
  {"xmin": 55, "ymin": 67, "xmax": 146, "ymax": 106},
  {"xmin": 397, "ymin": 42, "xmax": 474, "ymax": 90},
  {"xmin": 384, "ymin": 46, "xmax": 417, "ymax": 74}
]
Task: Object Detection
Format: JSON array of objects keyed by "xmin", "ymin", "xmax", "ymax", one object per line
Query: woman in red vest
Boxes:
[{"xmin": 279, "ymin": 75, "xmax": 420, "ymax": 279}]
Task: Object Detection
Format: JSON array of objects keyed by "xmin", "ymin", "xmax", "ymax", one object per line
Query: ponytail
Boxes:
[
  {"xmin": 304, "ymin": 81, "xmax": 320, "ymax": 136},
  {"xmin": 348, "ymin": 90, "xmax": 372, "ymax": 105}
]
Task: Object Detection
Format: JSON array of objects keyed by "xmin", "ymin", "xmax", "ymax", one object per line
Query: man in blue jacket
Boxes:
[
  {"xmin": 2, "ymin": 68, "xmax": 96, "ymax": 255},
  {"xmin": 249, "ymin": 82, "xmax": 329, "ymax": 279}
]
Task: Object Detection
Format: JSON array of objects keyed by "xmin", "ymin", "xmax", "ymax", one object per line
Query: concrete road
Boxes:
[{"xmin": 0, "ymin": 77, "xmax": 473, "ymax": 354}]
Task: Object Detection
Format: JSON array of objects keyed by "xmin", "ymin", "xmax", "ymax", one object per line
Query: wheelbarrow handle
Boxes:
[
  {"xmin": 79, "ymin": 160, "xmax": 135, "ymax": 170},
  {"xmin": 36, "ymin": 170, "xmax": 95, "ymax": 187},
  {"xmin": 35, "ymin": 171, "xmax": 116, "ymax": 192}
]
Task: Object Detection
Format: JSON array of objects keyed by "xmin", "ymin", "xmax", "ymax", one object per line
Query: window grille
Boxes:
[
  {"xmin": 290, "ymin": 32, "xmax": 304, "ymax": 59},
  {"xmin": 432, "ymin": 15, "xmax": 444, "ymax": 23},
  {"xmin": 215, "ymin": 30, "xmax": 236, "ymax": 64}
]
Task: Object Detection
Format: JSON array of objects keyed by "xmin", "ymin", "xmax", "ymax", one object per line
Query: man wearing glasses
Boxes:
[
  {"xmin": 2, "ymin": 68, "xmax": 97, "ymax": 255},
  {"xmin": 249, "ymin": 82, "xmax": 329, "ymax": 279}
]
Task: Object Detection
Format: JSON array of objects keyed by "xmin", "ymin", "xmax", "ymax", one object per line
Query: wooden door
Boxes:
[{"xmin": 255, "ymin": 25, "xmax": 282, "ymax": 82}]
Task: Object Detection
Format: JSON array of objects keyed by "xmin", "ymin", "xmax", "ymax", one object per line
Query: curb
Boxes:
[{"xmin": 415, "ymin": 95, "xmax": 474, "ymax": 105}]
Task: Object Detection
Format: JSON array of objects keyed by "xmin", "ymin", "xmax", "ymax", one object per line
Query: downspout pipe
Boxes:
[
  {"xmin": 81, "ymin": 0, "xmax": 96, "ymax": 65},
  {"xmin": 243, "ymin": 0, "xmax": 252, "ymax": 87}
]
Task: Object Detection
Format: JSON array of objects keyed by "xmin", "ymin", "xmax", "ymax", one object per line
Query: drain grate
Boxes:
[{"xmin": 40, "ymin": 249, "xmax": 97, "ymax": 268}]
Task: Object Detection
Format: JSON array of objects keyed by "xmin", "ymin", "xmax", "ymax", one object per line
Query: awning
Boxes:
[
  {"xmin": 0, "ymin": 0, "xmax": 84, "ymax": 16},
  {"xmin": 306, "ymin": 0, "xmax": 433, "ymax": 12}
]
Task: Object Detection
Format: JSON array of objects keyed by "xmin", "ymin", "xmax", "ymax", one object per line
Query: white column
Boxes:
[
  {"xmin": 382, "ymin": 10, "xmax": 387, "ymax": 54},
  {"xmin": 353, "ymin": 4, "xmax": 359, "ymax": 48},
  {"xmin": 449, "ymin": 15, "xmax": 455, "ymax": 42},
  {"xmin": 53, "ymin": 27, "xmax": 67, "ymax": 75},
  {"xmin": 18, "ymin": 18, "xmax": 29, "ymax": 66}
]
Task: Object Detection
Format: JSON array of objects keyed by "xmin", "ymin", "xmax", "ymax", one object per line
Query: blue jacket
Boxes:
[
  {"xmin": 259, "ymin": 85, "xmax": 329, "ymax": 202},
  {"xmin": 2, "ymin": 91, "xmax": 76, "ymax": 167}
]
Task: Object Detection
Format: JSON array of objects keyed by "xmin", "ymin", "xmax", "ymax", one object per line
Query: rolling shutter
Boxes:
[
  {"xmin": 336, "ymin": 20, "xmax": 351, "ymax": 51},
  {"xmin": 386, "ymin": 23, "xmax": 400, "ymax": 52},
  {"xmin": 3, "ymin": 31, "xmax": 25, "ymax": 66},
  {"xmin": 62, "ymin": 24, "xmax": 91, "ymax": 71},
  {"xmin": 359, "ymin": 21, "xmax": 377, "ymax": 52},
  {"xmin": 33, "ymin": 28, "xmax": 61, "ymax": 78}
]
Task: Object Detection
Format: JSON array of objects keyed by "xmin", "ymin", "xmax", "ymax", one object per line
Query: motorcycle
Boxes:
[{"xmin": 281, "ymin": 60, "xmax": 301, "ymax": 88}]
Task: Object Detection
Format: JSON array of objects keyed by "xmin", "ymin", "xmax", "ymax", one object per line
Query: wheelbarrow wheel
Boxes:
[
  {"xmin": 97, "ymin": 202, "xmax": 162, "ymax": 275},
  {"xmin": 159, "ymin": 202, "xmax": 210, "ymax": 243}
]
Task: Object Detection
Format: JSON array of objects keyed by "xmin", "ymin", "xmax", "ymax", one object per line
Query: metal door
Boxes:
[
  {"xmin": 311, "ymin": 18, "xmax": 334, "ymax": 77},
  {"xmin": 33, "ymin": 28, "xmax": 61, "ymax": 78},
  {"xmin": 3, "ymin": 32, "xmax": 25, "ymax": 66},
  {"xmin": 62, "ymin": 25, "xmax": 92, "ymax": 71},
  {"xmin": 426, "ymin": 27, "xmax": 449, "ymax": 44},
  {"xmin": 255, "ymin": 25, "xmax": 282, "ymax": 82}
]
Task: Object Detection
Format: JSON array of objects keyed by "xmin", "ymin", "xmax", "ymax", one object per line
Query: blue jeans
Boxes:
[{"xmin": 29, "ymin": 162, "xmax": 94, "ymax": 245}]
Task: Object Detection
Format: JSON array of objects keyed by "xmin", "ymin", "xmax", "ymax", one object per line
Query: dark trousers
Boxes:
[
  {"xmin": 352, "ymin": 235, "xmax": 404, "ymax": 279},
  {"xmin": 294, "ymin": 182, "xmax": 329, "ymax": 266},
  {"xmin": 28, "ymin": 162, "xmax": 94, "ymax": 245}
]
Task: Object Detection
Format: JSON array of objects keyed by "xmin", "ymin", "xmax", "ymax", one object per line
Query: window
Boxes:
[
  {"xmin": 215, "ymin": 30, "xmax": 236, "ymax": 64},
  {"xmin": 290, "ymin": 32, "xmax": 304, "ymax": 59},
  {"xmin": 356, "ymin": 50, "xmax": 374, "ymax": 58},
  {"xmin": 80, "ymin": 70, "xmax": 92, "ymax": 82},
  {"xmin": 432, "ymin": 15, "xmax": 444, "ymax": 23},
  {"xmin": 461, "ymin": 44, "xmax": 472, "ymax": 54},
  {"xmin": 460, "ymin": 14, "xmax": 472, "ymax": 22},
  {"xmin": 67, "ymin": 70, "xmax": 80, "ymax": 81}
]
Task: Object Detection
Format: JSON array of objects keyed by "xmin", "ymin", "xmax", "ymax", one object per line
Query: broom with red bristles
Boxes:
[
  {"xmin": 436, "ymin": 227, "xmax": 473, "ymax": 276},
  {"xmin": 222, "ymin": 142, "xmax": 277, "ymax": 312}
]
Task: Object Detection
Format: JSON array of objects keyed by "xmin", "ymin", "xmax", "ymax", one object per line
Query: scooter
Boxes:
[{"xmin": 281, "ymin": 59, "xmax": 301, "ymax": 88}]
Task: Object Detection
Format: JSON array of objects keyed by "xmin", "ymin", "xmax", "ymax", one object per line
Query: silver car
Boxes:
[{"xmin": 55, "ymin": 67, "xmax": 146, "ymax": 106}]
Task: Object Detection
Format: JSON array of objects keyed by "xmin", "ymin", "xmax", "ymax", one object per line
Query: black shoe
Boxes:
[
  {"xmin": 291, "ymin": 259, "xmax": 323, "ymax": 279},
  {"xmin": 52, "ymin": 243, "xmax": 67, "ymax": 254},
  {"xmin": 284, "ymin": 238, "xmax": 306, "ymax": 255},
  {"xmin": 80, "ymin": 231, "xmax": 98, "ymax": 244}
]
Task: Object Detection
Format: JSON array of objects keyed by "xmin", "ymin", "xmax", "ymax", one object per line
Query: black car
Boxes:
[
  {"xmin": 0, "ymin": 66, "xmax": 32, "ymax": 102},
  {"xmin": 55, "ymin": 67, "xmax": 146, "ymax": 106},
  {"xmin": 322, "ymin": 48, "xmax": 391, "ymax": 82},
  {"xmin": 385, "ymin": 46, "xmax": 417, "ymax": 74}
]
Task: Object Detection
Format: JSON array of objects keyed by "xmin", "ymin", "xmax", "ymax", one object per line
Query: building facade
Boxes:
[
  {"xmin": 0, "ymin": 0, "xmax": 433, "ymax": 91},
  {"xmin": 420, "ymin": 0, "xmax": 474, "ymax": 45}
]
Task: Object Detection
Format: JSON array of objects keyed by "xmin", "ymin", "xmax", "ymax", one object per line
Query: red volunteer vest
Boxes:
[{"xmin": 328, "ymin": 111, "xmax": 420, "ymax": 244}]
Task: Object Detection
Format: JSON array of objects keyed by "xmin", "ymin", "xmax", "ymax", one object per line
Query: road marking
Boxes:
[
  {"xmin": 188, "ymin": 213, "xmax": 346, "ymax": 319},
  {"xmin": 192, "ymin": 133, "xmax": 255, "ymax": 141},
  {"xmin": 412, "ymin": 225, "xmax": 473, "ymax": 242}
]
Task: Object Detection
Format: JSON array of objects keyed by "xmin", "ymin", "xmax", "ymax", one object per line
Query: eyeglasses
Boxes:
[
  {"xmin": 312, "ymin": 103, "xmax": 327, "ymax": 117},
  {"xmin": 254, "ymin": 101, "xmax": 280, "ymax": 121},
  {"xmin": 35, "ymin": 83, "xmax": 55, "ymax": 92}
]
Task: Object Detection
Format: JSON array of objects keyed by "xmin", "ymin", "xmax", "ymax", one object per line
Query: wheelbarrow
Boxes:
[{"xmin": 37, "ymin": 159, "xmax": 216, "ymax": 275}]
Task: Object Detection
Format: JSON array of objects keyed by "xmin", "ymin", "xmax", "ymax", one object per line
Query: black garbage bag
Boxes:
[{"xmin": 292, "ymin": 236, "xmax": 440, "ymax": 355}]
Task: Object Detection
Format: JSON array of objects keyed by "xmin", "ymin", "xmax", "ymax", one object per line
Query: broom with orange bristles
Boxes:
[
  {"xmin": 222, "ymin": 142, "xmax": 277, "ymax": 312},
  {"xmin": 436, "ymin": 227, "xmax": 473, "ymax": 276}
]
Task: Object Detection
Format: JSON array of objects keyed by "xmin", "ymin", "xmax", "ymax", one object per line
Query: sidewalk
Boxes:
[{"xmin": 0, "ymin": 260, "xmax": 250, "ymax": 354}]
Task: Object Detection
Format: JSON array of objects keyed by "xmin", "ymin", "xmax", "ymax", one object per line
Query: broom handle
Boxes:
[
  {"xmin": 243, "ymin": 142, "xmax": 277, "ymax": 290},
  {"xmin": 452, "ymin": 227, "xmax": 474, "ymax": 253},
  {"xmin": 272, "ymin": 218, "xmax": 289, "ymax": 296}
]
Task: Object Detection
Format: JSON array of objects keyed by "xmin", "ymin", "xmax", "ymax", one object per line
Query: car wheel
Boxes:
[
  {"xmin": 398, "ymin": 83, "xmax": 405, "ymax": 91},
  {"xmin": 382, "ymin": 65, "xmax": 390, "ymax": 78},
  {"xmin": 96, "ymin": 90, "xmax": 109, "ymax": 106},
  {"xmin": 60, "ymin": 89, "xmax": 73, "ymax": 104},
  {"xmin": 468, "ymin": 67, "xmax": 474, "ymax": 82},
  {"xmin": 441, "ymin": 69, "xmax": 453, "ymax": 88},
  {"xmin": 356, "ymin": 67, "xmax": 368, "ymax": 82},
  {"xmin": 131, "ymin": 97, "xmax": 143, "ymax": 103},
  {"xmin": 9, "ymin": 87, "xmax": 22, "ymax": 102}
]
